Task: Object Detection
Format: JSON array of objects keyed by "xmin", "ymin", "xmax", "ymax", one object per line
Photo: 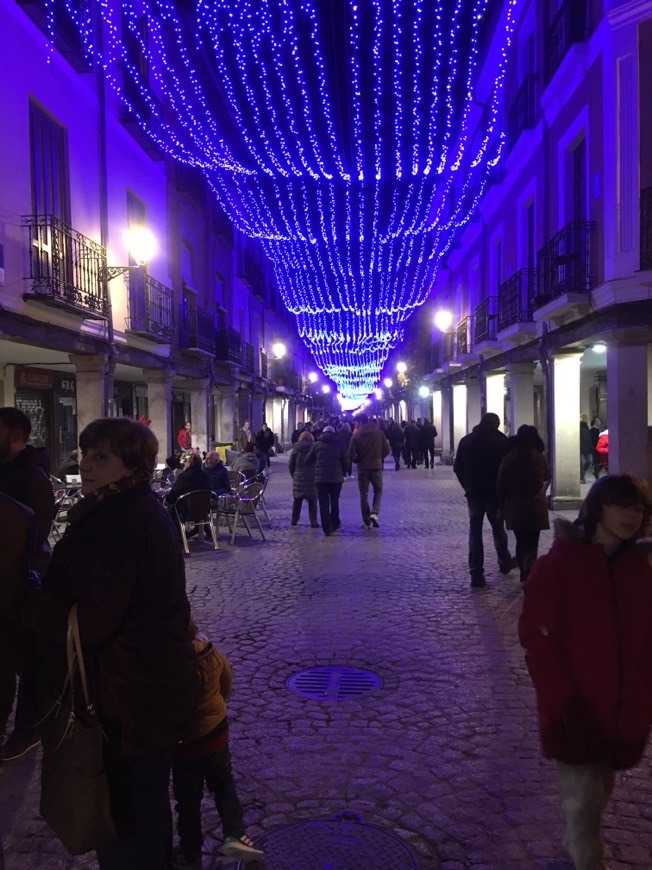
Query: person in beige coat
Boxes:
[
  {"xmin": 497, "ymin": 425, "xmax": 551, "ymax": 585},
  {"xmin": 171, "ymin": 620, "xmax": 263, "ymax": 867}
]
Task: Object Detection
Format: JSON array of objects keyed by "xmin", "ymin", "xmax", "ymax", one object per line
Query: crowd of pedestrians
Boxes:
[{"xmin": 2, "ymin": 402, "xmax": 652, "ymax": 870}]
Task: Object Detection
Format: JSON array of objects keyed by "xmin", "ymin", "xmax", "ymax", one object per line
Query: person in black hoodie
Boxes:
[
  {"xmin": 0, "ymin": 407, "xmax": 54, "ymax": 761},
  {"xmin": 454, "ymin": 412, "xmax": 515, "ymax": 587}
]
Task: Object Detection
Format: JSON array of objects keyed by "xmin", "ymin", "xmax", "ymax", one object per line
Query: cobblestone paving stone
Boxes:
[{"xmin": 2, "ymin": 459, "xmax": 652, "ymax": 869}]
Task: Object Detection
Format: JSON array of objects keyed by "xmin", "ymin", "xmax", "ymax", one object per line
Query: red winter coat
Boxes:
[{"xmin": 519, "ymin": 520, "xmax": 652, "ymax": 770}]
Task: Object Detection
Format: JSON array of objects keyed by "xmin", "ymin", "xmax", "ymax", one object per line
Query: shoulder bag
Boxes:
[{"xmin": 39, "ymin": 603, "xmax": 117, "ymax": 854}]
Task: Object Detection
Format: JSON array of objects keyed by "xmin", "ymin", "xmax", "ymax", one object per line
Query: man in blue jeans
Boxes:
[
  {"xmin": 349, "ymin": 414, "xmax": 391, "ymax": 530},
  {"xmin": 453, "ymin": 412, "xmax": 515, "ymax": 587}
]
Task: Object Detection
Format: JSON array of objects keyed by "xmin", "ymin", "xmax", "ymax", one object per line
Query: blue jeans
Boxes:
[
  {"xmin": 357, "ymin": 469, "xmax": 383, "ymax": 522},
  {"xmin": 467, "ymin": 498, "xmax": 511, "ymax": 576}
]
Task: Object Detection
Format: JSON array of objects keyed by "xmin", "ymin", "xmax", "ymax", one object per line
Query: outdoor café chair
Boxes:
[
  {"xmin": 173, "ymin": 490, "xmax": 219, "ymax": 555},
  {"xmin": 215, "ymin": 481, "xmax": 266, "ymax": 545}
]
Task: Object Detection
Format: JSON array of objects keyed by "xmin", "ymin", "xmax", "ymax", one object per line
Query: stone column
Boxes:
[
  {"xmin": 549, "ymin": 350, "xmax": 583, "ymax": 509},
  {"xmin": 432, "ymin": 390, "xmax": 443, "ymax": 450},
  {"xmin": 188, "ymin": 378, "xmax": 210, "ymax": 454},
  {"xmin": 465, "ymin": 378, "xmax": 482, "ymax": 431},
  {"xmin": 507, "ymin": 362, "xmax": 536, "ymax": 434},
  {"xmin": 142, "ymin": 368, "xmax": 173, "ymax": 459},
  {"xmin": 70, "ymin": 354, "xmax": 108, "ymax": 437},
  {"xmin": 485, "ymin": 372, "xmax": 506, "ymax": 428},
  {"xmin": 453, "ymin": 384, "xmax": 467, "ymax": 449},
  {"xmin": 606, "ymin": 333, "xmax": 649, "ymax": 479}
]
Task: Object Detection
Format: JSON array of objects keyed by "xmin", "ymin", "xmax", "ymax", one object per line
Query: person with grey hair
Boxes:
[{"xmin": 454, "ymin": 412, "xmax": 515, "ymax": 587}]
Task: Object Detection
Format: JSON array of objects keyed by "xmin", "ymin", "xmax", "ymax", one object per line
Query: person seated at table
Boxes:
[
  {"xmin": 203, "ymin": 452, "xmax": 230, "ymax": 496},
  {"xmin": 165, "ymin": 453, "xmax": 211, "ymax": 520},
  {"xmin": 57, "ymin": 449, "xmax": 79, "ymax": 481},
  {"xmin": 231, "ymin": 444, "xmax": 260, "ymax": 481}
]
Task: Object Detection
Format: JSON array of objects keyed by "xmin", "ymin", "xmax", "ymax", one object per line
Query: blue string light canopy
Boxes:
[{"xmin": 51, "ymin": 0, "xmax": 518, "ymax": 403}]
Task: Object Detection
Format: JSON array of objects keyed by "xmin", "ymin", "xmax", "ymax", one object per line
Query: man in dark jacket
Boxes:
[
  {"xmin": 349, "ymin": 414, "xmax": 390, "ymax": 529},
  {"xmin": 0, "ymin": 494, "xmax": 35, "ymax": 747},
  {"xmin": 0, "ymin": 407, "xmax": 54, "ymax": 761},
  {"xmin": 453, "ymin": 412, "xmax": 514, "ymax": 587}
]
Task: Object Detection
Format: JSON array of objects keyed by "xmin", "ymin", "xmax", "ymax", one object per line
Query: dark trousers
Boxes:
[
  {"xmin": 357, "ymin": 469, "xmax": 383, "ymax": 522},
  {"xmin": 172, "ymin": 734, "xmax": 244, "ymax": 859},
  {"xmin": 291, "ymin": 497, "xmax": 318, "ymax": 526},
  {"xmin": 467, "ymin": 498, "xmax": 511, "ymax": 576},
  {"xmin": 316, "ymin": 482, "xmax": 342, "ymax": 534},
  {"xmin": 514, "ymin": 529, "xmax": 540, "ymax": 583},
  {"xmin": 391, "ymin": 447, "xmax": 402, "ymax": 470},
  {"xmin": 97, "ymin": 750, "xmax": 173, "ymax": 870}
]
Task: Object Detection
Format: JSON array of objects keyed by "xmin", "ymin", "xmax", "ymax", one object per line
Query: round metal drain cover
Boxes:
[
  {"xmin": 238, "ymin": 816, "xmax": 418, "ymax": 869},
  {"xmin": 286, "ymin": 667, "xmax": 383, "ymax": 700}
]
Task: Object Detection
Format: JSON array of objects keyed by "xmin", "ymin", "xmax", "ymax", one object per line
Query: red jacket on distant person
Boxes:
[
  {"xmin": 596, "ymin": 430, "xmax": 609, "ymax": 469},
  {"xmin": 519, "ymin": 519, "xmax": 652, "ymax": 770}
]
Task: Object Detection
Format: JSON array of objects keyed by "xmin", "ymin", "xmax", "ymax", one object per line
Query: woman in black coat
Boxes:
[
  {"xmin": 288, "ymin": 431, "xmax": 318, "ymax": 526},
  {"xmin": 30, "ymin": 418, "xmax": 199, "ymax": 869}
]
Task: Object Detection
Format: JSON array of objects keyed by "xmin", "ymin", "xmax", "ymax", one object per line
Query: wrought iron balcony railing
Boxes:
[
  {"xmin": 545, "ymin": 0, "xmax": 590, "ymax": 82},
  {"xmin": 215, "ymin": 326, "xmax": 241, "ymax": 364},
  {"xmin": 456, "ymin": 316, "xmax": 472, "ymax": 356},
  {"xmin": 126, "ymin": 273, "xmax": 174, "ymax": 342},
  {"xmin": 535, "ymin": 221, "xmax": 596, "ymax": 305},
  {"xmin": 22, "ymin": 214, "xmax": 108, "ymax": 318},
  {"xmin": 508, "ymin": 74, "xmax": 537, "ymax": 147},
  {"xmin": 473, "ymin": 296, "xmax": 498, "ymax": 345},
  {"xmin": 641, "ymin": 188, "xmax": 652, "ymax": 271},
  {"xmin": 241, "ymin": 341, "xmax": 255, "ymax": 373},
  {"xmin": 178, "ymin": 303, "xmax": 215, "ymax": 354},
  {"xmin": 260, "ymin": 348, "xmax": 269, "ymax": 379},
  {"xmin": 497, "ymin": 269, "xmax": 535, "ymax": 331}
]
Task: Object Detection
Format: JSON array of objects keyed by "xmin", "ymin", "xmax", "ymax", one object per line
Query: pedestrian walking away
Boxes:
[
  {"xmin": 497, "ymin": 425, "xmax": 551, "ymax": 585},
  {"xmin": 453, "ymin": 412, "xmax": 515, "ymax": 587},
  {"xmin": 306, "ymin": 426, "xmax": 347, "ymax": 536},
  {"xmin": 519, "ymin": 473, "xmax": 652, "ymax": 869},
  {"xmin": 348, "ymin": 413, "xmax": 390, "ymax": 529},
  {"xmin": 171, "ymin": 619, "xmax": 263, "ymax": 867}
]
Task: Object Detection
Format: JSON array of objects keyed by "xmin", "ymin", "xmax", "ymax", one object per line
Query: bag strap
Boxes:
[{"xmin": 66, "ymin": 603, "xmax": 92, "ymax": 712}]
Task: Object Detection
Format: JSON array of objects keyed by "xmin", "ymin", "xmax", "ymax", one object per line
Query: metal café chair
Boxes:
[
  {"xmin": 173, "ymin": 490, "xmax": 219, "ymax": 555},
  {"xmin": 215, "ymin": 481, "xmax": 266, "ymax": 545}
]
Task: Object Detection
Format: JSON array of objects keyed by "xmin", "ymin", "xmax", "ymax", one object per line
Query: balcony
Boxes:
[
  {"xmin": 126, "ymin": 273, "xmax": 174, "ymax": 342},
  {"xmin": 215, "ymin": 326, "xmax": 241, "ymax": 364},
  {"xmin": 260, "ymin": 348, "xmax": 269, "ymax": 379},
  {"xmin": 545, "ymin": 0, "xmax": 590, "ymax": 83},
  {"xmin": 473, "ymin": 297, "xmax": 499, "ymax": 349},
  {"xmin": 120, "ymin": 73, "xmax": 165, "ymax": 161},
  {"xmin": 456, "ymin": 316, "xmax": 473, "ymax": 358},
  {"xmin": 508, "ymin": 74, "xmax": 537, "ymax": 148},
  {"xmin": 533, "ymin": 222, "xmax": 595, "ymax": 323},
  {"xmin": 641, "ymin": 188, "xmax": 652, "ymax": 271},
  {"xmin": 238, "ymin": 251, "xmax": 265, "ymax": 299},
  {"xmin": 179, "ymin": 302, "xmax": 215, "ymax": 355},
  {"xmin": 22, "ymin": 214, "xmax": 108, "ymax": 318},
  {"xmin": 241, "ymin": 341, "xmax": 255, "ymax": 373}
]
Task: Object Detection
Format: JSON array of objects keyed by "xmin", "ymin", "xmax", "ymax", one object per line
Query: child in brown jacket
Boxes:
[{"xmin": 171, "ymin": 620, "xmax": 263, "ymax": 867}]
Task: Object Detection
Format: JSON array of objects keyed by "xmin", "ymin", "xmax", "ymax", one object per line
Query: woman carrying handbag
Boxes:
[{"xmin": 29, "ymin": 418, "xmax": 199, "ymax": 869}]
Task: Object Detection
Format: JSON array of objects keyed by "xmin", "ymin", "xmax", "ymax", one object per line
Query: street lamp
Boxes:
[
  {"xmin": 272, "ymin": 341, "xmax": 287, "ymax": 359},
  {"xmin": 434, "ymin": 309, "xmax": 453, "ymax": 332}
]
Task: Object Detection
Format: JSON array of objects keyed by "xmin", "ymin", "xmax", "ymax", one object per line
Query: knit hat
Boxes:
[{"xmin": 322, "ymin": 425, "xmax": 335, "ymax": 433}]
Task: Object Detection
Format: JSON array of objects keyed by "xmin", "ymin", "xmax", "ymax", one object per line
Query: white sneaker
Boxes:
[{"xmin": 219, "ymin": 835, "xmax": 263, "ymax": 863}]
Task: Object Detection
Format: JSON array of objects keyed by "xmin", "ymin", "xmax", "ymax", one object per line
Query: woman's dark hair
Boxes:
[
  {"xmin": 515, "ymin": 424, "xmax": 545, "ymax": 452},
  {"xmin": 575, "ymin": 473, "xmax": 652, "ymax": 539},
  {"xmin": 79, "ymin": 418, "xmax": 158, "ymax": 481}
]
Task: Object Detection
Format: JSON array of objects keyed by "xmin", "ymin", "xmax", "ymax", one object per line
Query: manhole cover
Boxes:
[
  {"xmin": 238, "ymin": 815, "xmax": 418, "ymax": 869},
  {"xmin": 286, "ymin": 667, "xmax": 383, "ymax": 700}
]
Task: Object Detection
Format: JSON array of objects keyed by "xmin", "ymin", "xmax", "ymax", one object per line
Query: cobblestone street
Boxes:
[{"xmin": 2, "ymin": 458, "xmax": 652, "ymax": 869}]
